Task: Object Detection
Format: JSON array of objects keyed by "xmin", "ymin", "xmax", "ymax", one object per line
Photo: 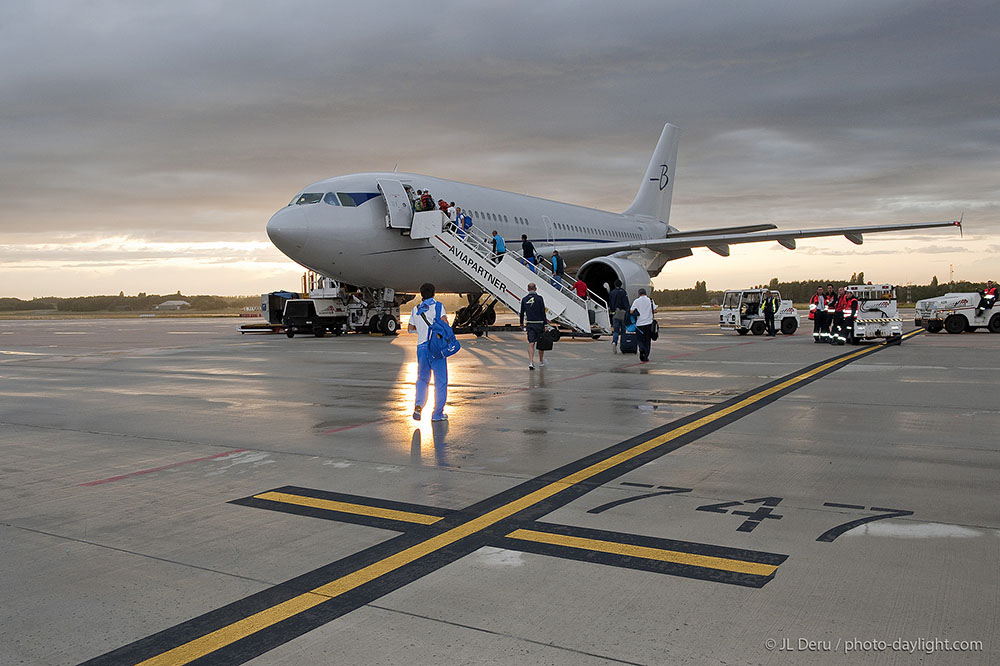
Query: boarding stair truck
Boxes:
[
  {"xmin": 843, "ymin": 283, "xmax": 904, "ymax": 343},
  {"xmin": 403, "ymin": 207, "xmax": 613, "ymax": 337},
  {"xmin": 281, "ymin": 277, "xmax": 407, "ymax": 338},
  {"xmin": 914, "ymin": 292, "xmax": 1000, "ymax": 334},
  {"xmin": 719, "ymin": 288, "xmax": 799, "ymax": 335}
]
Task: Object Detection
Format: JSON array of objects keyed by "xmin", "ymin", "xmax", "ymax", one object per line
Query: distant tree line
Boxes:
[
  {"xmin": 652, "ymin": 274, "xmax": 992, "ymax": 306},
  {"xmin": 0, "ymin": 294, "xmax": 259, "ymax": 312}
]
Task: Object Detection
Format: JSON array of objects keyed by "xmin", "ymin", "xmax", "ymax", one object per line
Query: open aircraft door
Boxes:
[{"xmin": 378, "ymin": 179, "xmax": 413, "ymax": 230}]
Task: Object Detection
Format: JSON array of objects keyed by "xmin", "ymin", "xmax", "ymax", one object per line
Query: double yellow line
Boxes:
[{"xmin": 137, "ymin": 337, "xmax": 909, "ymax": 666}]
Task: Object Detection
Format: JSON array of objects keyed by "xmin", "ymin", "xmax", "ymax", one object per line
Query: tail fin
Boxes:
[{"xmin": 623, "ymin": 123, "xmax": 679, "ymax": 222}]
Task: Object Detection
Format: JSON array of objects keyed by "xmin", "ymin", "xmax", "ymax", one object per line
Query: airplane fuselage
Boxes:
[{"xmin": 266, "ymin": 172, "xmax": 668, "ymax": 293}]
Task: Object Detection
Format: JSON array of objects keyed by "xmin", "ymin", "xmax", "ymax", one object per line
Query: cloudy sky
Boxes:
[{"xmin": 2, "ymin": 0, "xmax": 998, "ymax": 298}]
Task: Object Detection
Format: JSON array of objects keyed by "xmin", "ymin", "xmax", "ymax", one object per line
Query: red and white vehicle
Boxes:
[
  {"xmin": 914, "ymin": 292, "xmax": 1000, "ymax": 334},
  {"xmin": 720, "ymin": 289, "xmax": 799, "ymax": 335}
]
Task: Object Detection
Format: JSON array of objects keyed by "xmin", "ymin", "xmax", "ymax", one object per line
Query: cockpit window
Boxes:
[
  {"xmin": 337, "ymin": 192, "xmax": 382, "ymax": 207},
  {"xmin": 323, "ymin": 192, "xmax": 340, "ymax": 206},
  {"xmin": 295, "ymin": 192, "xmax": 324, "ymax": 205}
]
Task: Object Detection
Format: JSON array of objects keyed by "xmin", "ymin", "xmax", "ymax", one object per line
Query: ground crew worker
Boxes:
[
  {"xmin": 809, "ymin": 287, "xmax": 826, "ymax": 343},
  {"xmin": 976, "ymin": 280, "xmax": 997, "ymax": 316},
  {"xmin": 762, "ymin": 290, "xmax": 779, "ymax": 336},
  {"xmin": 841, "ymin": 288, "xmax": 859, "ymax": 345},
  {"xmin": 830, "ymin": 286, "xmax": 847, "ymax": 345},
  {"xmin": 823, "ymin": 284, "xmax": 837, "ymax": 342},
  {"xmin": 407, "ymin": 282, "xmax": 449, "ymax": 422}
]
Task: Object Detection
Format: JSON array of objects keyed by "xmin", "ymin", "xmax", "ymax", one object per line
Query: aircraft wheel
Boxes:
[
  {"xmin": 988, "ymin": 314, "xmax": 1000, "ymax": 333},
  {"xmin": 750, "ymin": 321, "xmax": 765, "ymax": 336},
  {"xmin": 780, "ymin": 318, "xmax": 797, "ymax": 335},
  {"xmin": 944, "ymin": 314, "xmax": 966, "ymax": 334},
  {"xmin": 381, "ymin": 316, "xmax": 399, "ymax": 335},
  {"xmin": 736, "ymin": 328, "xmax": 749, "ymax": 336}
]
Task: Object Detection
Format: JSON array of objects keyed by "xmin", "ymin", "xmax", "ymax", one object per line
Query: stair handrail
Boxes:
[{"xmin": 443, "ymin": 222, "xmax": 609, "ymax": 316}]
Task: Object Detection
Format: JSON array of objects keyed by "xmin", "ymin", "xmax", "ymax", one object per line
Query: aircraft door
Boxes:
[
  {"xmin": 377, "ymin": 179, "xmax": 413, "ymax": 230},
  {"xmin": 542, "ymin": 215, "xmax": 554, "ymax": 243}
]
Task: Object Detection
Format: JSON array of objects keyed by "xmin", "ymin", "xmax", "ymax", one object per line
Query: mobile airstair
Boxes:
[{"xmin": 406, "ymin": 209, "xmax": 612, "ymax": 335}]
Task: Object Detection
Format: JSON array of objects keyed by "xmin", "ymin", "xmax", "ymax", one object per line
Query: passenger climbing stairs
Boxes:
[{"xmin": 408, "ymin": 210, "xmax": 611, "ymax": 335}]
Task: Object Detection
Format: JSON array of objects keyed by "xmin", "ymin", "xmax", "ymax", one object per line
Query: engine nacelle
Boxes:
[{"xmin": 578, "ymin": 256, "xmax": 653, "ymax": 303}]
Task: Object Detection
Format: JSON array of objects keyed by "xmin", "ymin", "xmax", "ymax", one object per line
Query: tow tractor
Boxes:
[
  {"xmin": 240, "ymin": 275, "xmax": 411, "ymax": 337},
  {"xmin": 720, "ymin": 289, "xmax": 799, "ymax": 335},
  {"xmin": 914, "ymin": 292, "xmax": 1000, "ymax": 334},
  {"xmin": 844, "ymin": 283, "xmax": 903, "ymax": 343}
]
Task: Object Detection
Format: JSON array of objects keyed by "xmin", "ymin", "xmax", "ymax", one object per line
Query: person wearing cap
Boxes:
[{"xmin": 629, "ymin": 287, "xmax": 657, "ymax": 362}]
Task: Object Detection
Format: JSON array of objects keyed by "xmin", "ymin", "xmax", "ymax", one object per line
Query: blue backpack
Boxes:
[{"xmin": 419, "ymin": 301, "xmax": 461, "ymax": 359}]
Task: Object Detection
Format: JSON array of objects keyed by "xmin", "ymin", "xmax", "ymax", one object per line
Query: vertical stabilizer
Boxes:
[{"xmin": 623, "ymin": 123, "xmax": 679, "ymax": 222}]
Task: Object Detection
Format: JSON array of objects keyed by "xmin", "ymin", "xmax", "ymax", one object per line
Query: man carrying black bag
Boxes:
[{"xmin": 519, "ymin": 283, "xmax": 548, "ymax": 370}]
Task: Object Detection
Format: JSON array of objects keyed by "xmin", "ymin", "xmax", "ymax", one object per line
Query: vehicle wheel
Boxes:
[
  {"xmin": 750, "ymin": 321, "xmax": 765, "ymax": 336},
  {"xmin": 381, "ymin": 316, "xmax": 399, "ymax": 335},
  {"xmin": 368, "ymin": 315, "xmax": 381, "ymax": 333},
  {"xmin": 285, "ymin": 329, "xmax": 294, "ymax": 338},
  {"xmin": 474, "ymin": 330, "xmax": 484, "ymax": 338},
  {"xmin": 988, "ymin": 314, "xmax": 1000, "ymax": 333},
  {"xmin": 926, "ymin": 321, "xmax": 943, "ymax": 333},
  {"xmin": 944, "ymin": 314, "xmax": 966, "ymax": 334},
  {"xmin": 550, "ymin": 329, "xmax": 562, "ymax": 342},
  {"xmin": 592, "ymin": 334, "xmax": 601, "ymax": 340},
  {"xmin": 313, "ymin": 327, "xmax": 325, "ymax": 337},
  {"xmin": 485, "ymin": 309, "xmax": 497, "ymax": 325},
  {"xmin": 780, "ymin": 318, "xmax": 797, "ymax": 335},
  {"xmin": 737, "ymin": 328, "xmax": 749, "ymax": 336}
]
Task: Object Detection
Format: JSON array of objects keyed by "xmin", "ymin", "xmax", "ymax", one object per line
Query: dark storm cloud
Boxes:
[{"xmin": 0, "ymin": 1, "xmax": 997, "ymax": 269}]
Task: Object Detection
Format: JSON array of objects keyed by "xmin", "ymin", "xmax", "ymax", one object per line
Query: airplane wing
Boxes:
[{"xmin": 552, "ymin": 219, "xmax": 961, "ymax": 264}]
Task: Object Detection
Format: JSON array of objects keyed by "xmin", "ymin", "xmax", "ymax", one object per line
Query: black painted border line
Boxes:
[{"xmin": 80, "ymin": 336, "xmax": 912, "ymax": 666}]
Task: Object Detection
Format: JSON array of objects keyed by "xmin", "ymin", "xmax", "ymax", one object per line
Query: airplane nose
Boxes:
[{"xmin": 266, "ymin": 206, "xmax": 311, "ymax": 257}]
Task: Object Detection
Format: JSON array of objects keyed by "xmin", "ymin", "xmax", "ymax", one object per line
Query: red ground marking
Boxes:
[{"xmin": 79, "ymin": 449, "xmax": 248, "ymax": 486}]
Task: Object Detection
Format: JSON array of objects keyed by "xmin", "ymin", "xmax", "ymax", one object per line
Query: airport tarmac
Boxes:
[{"xmin": 0, "ymin": 312, "xmax": 996, "ymax": 665}]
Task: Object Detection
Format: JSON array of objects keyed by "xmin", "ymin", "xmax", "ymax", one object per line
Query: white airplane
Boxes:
[{"xmin": 266, "ymin": 123, "xmax": 960, "ymax": 303}]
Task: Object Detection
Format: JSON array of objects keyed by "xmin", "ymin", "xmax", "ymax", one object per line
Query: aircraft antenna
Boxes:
[{"xmin": 393, "ymin": 163, "xmax": 398, "ymax": 172}]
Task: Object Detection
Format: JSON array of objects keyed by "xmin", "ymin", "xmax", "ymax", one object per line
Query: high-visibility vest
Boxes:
[
  {"xmin": 808, "ymin": 294, "xmax": 822, "ymax": 320},
  {"xmin": 844, "ymin": 296, "xmax": 858, "ymax": 318},
  {"xmin": 825, "ymin": 292, "xmax": 837, "ymax": 313},
  {"xmin": 835, "ymin": 294, "xmax": 847, "ymax": 313}
]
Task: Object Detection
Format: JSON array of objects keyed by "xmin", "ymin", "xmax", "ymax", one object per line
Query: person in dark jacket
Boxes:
[
  {"xmin": 519, "ymin": 283, "xmax": 548, "ymax": 369},
  {"xmin": 549, "ymin": 250, "xmax": 565, "ymax": 288},
  {"xmin": 520, "ymin": 234, "xmax": 536, "ymax": 272},
  {"xmin": 608, "ymin": 280, "xmax": 630, "ymax": 352}
]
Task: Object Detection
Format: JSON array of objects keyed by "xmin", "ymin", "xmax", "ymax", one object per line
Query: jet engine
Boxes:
[{"xmin": 577, "ymin": 256, "xmax": 653, "ymax": 302}]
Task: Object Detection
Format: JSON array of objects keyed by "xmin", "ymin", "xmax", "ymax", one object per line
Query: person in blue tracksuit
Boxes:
[{"xmin": 407, "ymin": 282, "xmax": 449, "ymax": 421}]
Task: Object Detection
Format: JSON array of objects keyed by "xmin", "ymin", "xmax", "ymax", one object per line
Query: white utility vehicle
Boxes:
[
  {"xmin": 720, "ymin": 289, "xmax": 799, "ymax": 335},
  {"xmin": 844, "ymin": 283, "xmax": 903, "ymax": 343},
  {"xmin": 914, "ymin": 293, "xmax": 1000, "ymax": 334}
]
